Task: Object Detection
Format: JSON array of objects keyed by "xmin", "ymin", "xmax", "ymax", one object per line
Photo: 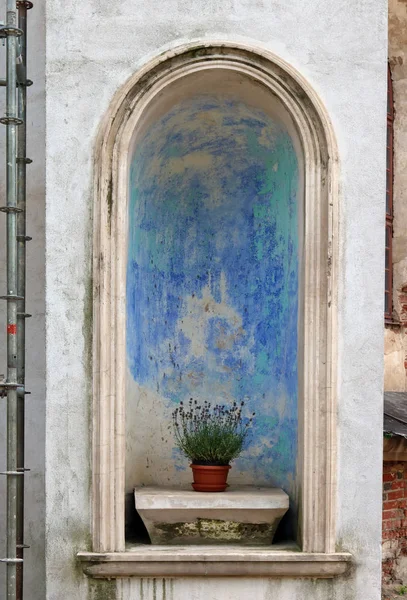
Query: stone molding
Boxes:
[
  {"xmin": 92, "ymin": 41, "xmax": 339, "ymax": 554},
  {"xmin": 78, "ymin": 548, "xmax": 351, "ymax": 578}
]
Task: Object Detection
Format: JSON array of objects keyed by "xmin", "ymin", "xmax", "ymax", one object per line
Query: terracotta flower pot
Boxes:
[{"xmin": 190, "ymin": 464, "xmax": 231, "ymax": 492}]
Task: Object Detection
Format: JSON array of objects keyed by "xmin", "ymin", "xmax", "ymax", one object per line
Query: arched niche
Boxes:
[
  {"xmin": 92, "ymin": 42, "xmax": 339, "ymax": 554},
  {"xmin": 126, "ymin": 68, "xmax": 303, "ymax": 540}
]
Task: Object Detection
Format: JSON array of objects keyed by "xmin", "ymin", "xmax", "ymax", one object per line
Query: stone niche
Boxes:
[{"xmin": 125, "ymin": 67, "xmax": 303, "ymax": 544}]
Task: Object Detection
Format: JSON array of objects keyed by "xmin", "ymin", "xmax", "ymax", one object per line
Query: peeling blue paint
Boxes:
[{"xmin": 127, "ymin": 95, "xmax": 299, "ymax": 521}]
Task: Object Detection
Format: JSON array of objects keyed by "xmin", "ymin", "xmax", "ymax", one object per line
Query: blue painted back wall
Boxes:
[{"xmin": 127, "ymin": 95, "xmax": 299, "ymax": 507}]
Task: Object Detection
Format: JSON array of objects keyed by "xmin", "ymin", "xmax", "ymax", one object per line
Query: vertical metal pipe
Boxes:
[
  {"xmin": 6, "ymin": 0, "xmax": 19, "ymax": 598},
  {"xmin": 16, "ymin": 3, "xmax": 31, "ymax": 598}
]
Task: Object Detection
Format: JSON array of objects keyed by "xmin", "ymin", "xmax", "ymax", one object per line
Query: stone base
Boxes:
[{"xmin": 134, "ymin": 486, "xmax": 289, "ymax": 545}]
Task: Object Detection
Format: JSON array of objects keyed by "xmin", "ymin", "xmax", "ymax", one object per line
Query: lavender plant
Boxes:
[{"xmin": 172, "ymin": 399, "xmax": 255, "ymax": 466}]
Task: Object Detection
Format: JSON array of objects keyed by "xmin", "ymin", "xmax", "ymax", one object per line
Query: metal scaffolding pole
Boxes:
[
  {"xmin": 5, "ymin": 0, "xmax": 20, "ymax": 595},
  {"xmin": 16, "ymin": 3, "xmax": 32, "ymax": 599},
  {"xmin": 0, "ymin": 0, "xmax": 28, "ymax": 598}
]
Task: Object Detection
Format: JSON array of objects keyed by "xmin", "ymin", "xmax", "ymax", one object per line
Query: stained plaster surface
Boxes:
[
  {"xmin": 0, "ymin": 2, "xmax": 46, "ymax": 599},
  {"xmin": 126, "ymin": 94, "xmax": 299, "ymax": 510},
  {"xmin": 45, "ymin": 0, "xmax": 386, "ymax": 599},
  {"xmin": 117, "ymin": 578, "xmax": 369, "ymax": 600}
]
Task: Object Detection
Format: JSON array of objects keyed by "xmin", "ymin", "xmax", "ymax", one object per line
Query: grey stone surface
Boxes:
[{"xmin": 135, "ymin": 486, "xmax": 289, "ymax": 545}]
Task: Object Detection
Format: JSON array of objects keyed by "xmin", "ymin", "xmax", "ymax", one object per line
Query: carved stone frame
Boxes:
[{"xmin": 91, "ymin": 41, "xmax": 339, "ymax": 559}]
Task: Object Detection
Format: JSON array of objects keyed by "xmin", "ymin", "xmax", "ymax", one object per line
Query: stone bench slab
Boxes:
[{"xmin": 134, "ymin": 486, "xmax": 289, "ymax": 545}]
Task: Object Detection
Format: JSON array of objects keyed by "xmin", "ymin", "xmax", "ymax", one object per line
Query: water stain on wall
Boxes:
[{"xmin": 126, "ymin": 94, "xmax": 299, "ymax": 517}]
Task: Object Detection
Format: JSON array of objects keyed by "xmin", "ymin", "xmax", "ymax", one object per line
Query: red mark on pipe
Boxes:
[{"xmin": 7, "ymin": 324, "xmax": 17, "ymax": 335}]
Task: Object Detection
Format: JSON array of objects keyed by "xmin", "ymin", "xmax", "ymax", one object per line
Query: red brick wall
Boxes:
[{"xmin": 383, "ymin": 461, "xmax": 407, "ymax": 585}]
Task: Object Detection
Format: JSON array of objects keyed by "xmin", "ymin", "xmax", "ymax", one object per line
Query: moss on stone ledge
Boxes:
[{"xmin": 154, "ymin": 518, "xmax": 278, "ymax": 545}]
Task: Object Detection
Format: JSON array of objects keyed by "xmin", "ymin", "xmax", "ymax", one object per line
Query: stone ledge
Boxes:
[
  {"xmin": 135, "ymin": 486, "xmax": 289, "ymax": 545},
  {"xmin": 78, "ymin": 547, "xmax": 352, "ymax": 579}
]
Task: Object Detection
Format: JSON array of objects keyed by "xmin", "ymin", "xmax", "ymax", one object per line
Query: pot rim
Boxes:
[{"xmin": 190, "ymin": 464, "xmax": 231, "ymax": 470}]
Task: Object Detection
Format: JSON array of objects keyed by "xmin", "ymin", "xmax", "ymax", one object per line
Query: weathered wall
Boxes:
[
  {"xmin": 0, "ymin": 3, "xmax": 46, "ymax": 599},
  {"xmin": 385, "ymin": 0, "xmax": 407, "ymax": 391},
  {"xmin": 117, "ymin": 577, "xmax": 360, "ymax": 600},
  {"xmin": 126, "ymin": 85, "xmax": 299, "ymax": 500},
  {"xmin": 45, "ymin": 0, "xmax": 387, "ymax": 599}
]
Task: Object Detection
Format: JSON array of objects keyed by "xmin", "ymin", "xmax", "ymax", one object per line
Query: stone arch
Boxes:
[{"xmin": 92, "ymin": 41, "xmax": 339, "ymax": 554}]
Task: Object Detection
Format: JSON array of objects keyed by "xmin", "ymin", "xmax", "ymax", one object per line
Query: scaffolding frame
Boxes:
[{"xmin": 0, "ymin": 1, "xmax": 33, "ymax": 599}]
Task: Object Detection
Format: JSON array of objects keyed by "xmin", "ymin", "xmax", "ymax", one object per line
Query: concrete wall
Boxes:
[
  {"xmin": 0, "ymin": 2, "xmax": 46, "ymax": 599},
  {"xmin": 385, "ymin": 0, "xmax": 407, "ymax": 391},
  {"xmin": 45, "ymin": 1, "xmax": 387, "ymax": 599}
]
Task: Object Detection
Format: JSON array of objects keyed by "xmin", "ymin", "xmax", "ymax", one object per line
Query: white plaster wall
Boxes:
[
  {"xmin": 0, "ymin": 2, "xmax": 46, "ymax": 599},
  {"xmin": 45, "ymin": 1, "xmax": 387, "ymax": 599},
  {"xmin": 118, "ymin": 577, "xmax": 359, "ymax": 600}
]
